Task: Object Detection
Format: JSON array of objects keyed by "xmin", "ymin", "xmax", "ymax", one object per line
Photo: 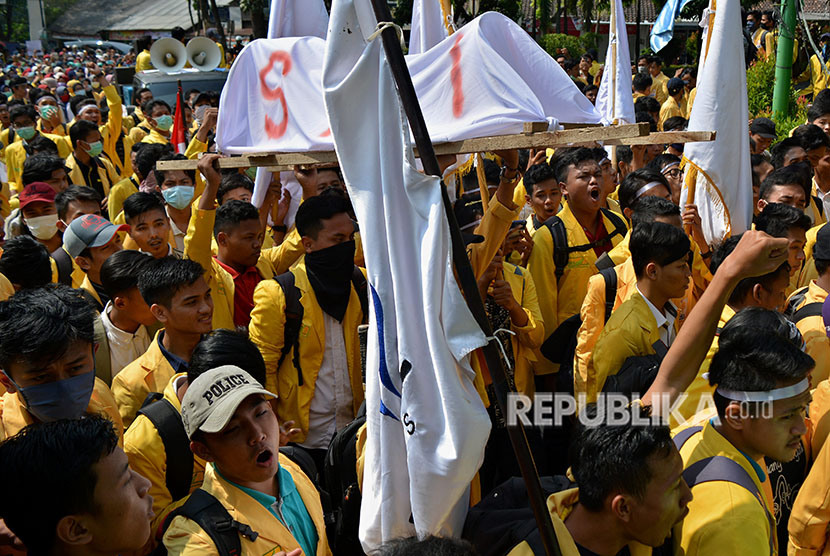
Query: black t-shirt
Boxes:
[{"xmin": 766, "ymin": 439, "xmax": 809, "ymax": 552}]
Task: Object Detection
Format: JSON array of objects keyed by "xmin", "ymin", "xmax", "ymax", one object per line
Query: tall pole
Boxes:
[
  {"xmin": 772, "ymin": 0, "xmax": 797, "ymax": 116},
  {"xmin": 635, "ymin": 0, "xmax": 641, "ymax": 57},
  {"xmin": 367, "ymin": 1, "xmax": 561, "ymax": 554}
]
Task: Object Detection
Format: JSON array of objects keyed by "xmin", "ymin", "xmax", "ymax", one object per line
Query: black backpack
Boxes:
[
  {"xmin": 784, "ymin": 286, "xmax": 823, "ymax": 324},
  {"xmin": 543, "ymin": 207, "xmax": 627, "ymax": 282},
  {"xmin": 51, "ymin": 246, "xmax": 74, "ymax": 286},
  {"xmin": 274, "ymin": 266, "xmax": 369, "ymax": 386},
  {"xmin": 323, "ymin": 401, "xmax": 367, "ymax": 555}
]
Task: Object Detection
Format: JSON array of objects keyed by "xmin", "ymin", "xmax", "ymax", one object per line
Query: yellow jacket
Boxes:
[
  {"xmin": 810, "ymin": 379, "xmax": 830, "ymax": 462},
  {"xmin": 808, "ymin": 180, "xmax": 828, "ymax": 229},
  {"xmin": 163, "ymin": 458, "xmax": 331, "ymax": 556},
  {"xmin": 5, "ymin": 132, "xmax": 72, "ymax": 193},
  {"xmin": 183, "ymin": 207, "xmax": 305, "ymax": 330},
  {"xmin": 811, "ymin": 54, "xmax": 829, "ymax": 97},
  {"xmin": 607, "ymin": 230, "xmax": 630, "ymax": 266},
  {"xmin": 129, "ymin": 122, "xmax": 151, "ymax": 144},
  {"xmin": 111, "ymin": 329, "xmax": 178, "ymax": 429},
  {"xmin": 108, "ymin": 175, "xmax": 139, "ymax": 221},
  {"xmin": 526, "ymin": 203, "xmax": 626, "ymax": 373},
  {"xmin": 659, "ymin": 96, "xmax": 683, "ymax": 130},
  {"xmin": 673, "ymin": 421, "xmax": 776, "ymax": 556},
  {"xmin": 65, "ymin": 152, "xmax": 120, "ymax": 198},
  {"xmin": 574, "ymin": 258, "xmax": 637, "ymax": 396},
  {"xmin": 124, "ymin": 373, "xmax": 207, "ymax": 535},
  {"xmin": 583, "ymin": 292, "xmax": 663, "ymax": 403},
  {"xmin": 136, "ymin": 50, "xmax": 153, "ymax": 72},
  {"xmin": 94, "ymin": 84, "xmax": 130, "ymax": 177},
  {"xmin": 470, "ymin": 262, "xmax": 544, "ymax": 402},
  {"xmin": 789, "ymin": 422, "xmax": 830, "ymax": 556},
  {"xmin": 0, "ymin": 271, "xmax": 13, "ymax": 301},
  {"xmin": 469, "ymin": 197, "xmax": 517, "ymax": 279},
  {"xmin": 248, "ymin": 260, "xmax": 366, "ymax": 443},
  {"xmin": 0, "ymin": 376, "xmax": 124, "ymax": 444},
  {"xmin": 80, "ymin": 274, "xmax": 103, "ymax": 310},
  {"xmin": 798, "ymin": 223, "xmax": 822, "ymax": 289},
  {"xmin": 651, "ymin": 72, "xmax": 669, "ymax": 104},
  {"xmin": 789, "ymin": 281, "xmax": 830, "ymax": 386}
]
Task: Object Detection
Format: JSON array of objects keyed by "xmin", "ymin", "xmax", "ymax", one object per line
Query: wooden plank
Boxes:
[
  {"xmin": 156, "ymin": 122, "xmax": 651, "ymax": 171},
  {"xmin": 604, "ymin": 130, "xmax": 716, "ymax": 145}
]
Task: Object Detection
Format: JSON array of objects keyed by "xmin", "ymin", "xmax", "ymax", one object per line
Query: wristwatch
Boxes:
[{"xmin": 500, "ymin": 165, "xmax": 520, "ymax": 182}]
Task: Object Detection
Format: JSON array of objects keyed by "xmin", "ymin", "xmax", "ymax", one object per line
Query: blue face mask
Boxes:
[
  {"xmin": 162, "ymin": 185, "xmax": 195, "ymax": 210},
  {"xmin": 5, "ymin": 369, "xmax": 95, "ymax": 422}
]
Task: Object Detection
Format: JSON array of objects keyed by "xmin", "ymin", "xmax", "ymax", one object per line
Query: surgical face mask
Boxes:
[
  {"xmin": 162, "ymin": 185, "xmax": 195, "ymax": 209},
  {"xmin": 154, "ymin": 114, "xmax": 173, "ymax": 131},
  {"xmin": 84, "ymin": 140, "xmax": 103, "ymax": 158},
  {"xmin": 194, "ymin": 104, "xmax": 208, "ymax": 124},
  {"xmin": 5, "ymin": 369, "xmax": 95, "ymax": 422},
  {"xmin": 24, "ymin": 213, "xmax": 59, "ymax": 239},
  {"xmin": 638, "ymin": 65, "xmax": 648, "ymax": 74},
  {"xmin": 16, "ymin": 125, "xmax": 36, "ymax": 140},
  {"xmin": 39, "ymin": 105, "xmax": 57, "ymax": 119},
  {"xmin": 91, "ymin": 81, "xmax": 101, "ymax": 89},
  {"xmin": 746, "ymin": 21, "xmax": 755, "ymax": 32}
]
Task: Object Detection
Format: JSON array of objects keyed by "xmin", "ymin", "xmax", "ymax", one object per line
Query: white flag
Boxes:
[
  {"xmin": 680, "ymin": 0, "xmax": 752, "ymax": 245},
  {"xmin": 410, "ymin": 0, "xmax": 452, "ymax": 55},
  {"xmin": 323, "ymin": 0, "xmax": 491, "ymax": 550},
  {"xmin": 267, "ymin": 0, "xmax": 328, "ymax": 40},
  {"xmin": 595, "ymin": 0, "xmax": 635, "ymax": 125}
]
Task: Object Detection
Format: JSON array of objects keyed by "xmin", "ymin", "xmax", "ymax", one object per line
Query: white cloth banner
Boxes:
[
  {"xmin": 217, "ymin": 11, "xmax": 601, "ymax": 154},
  {"xmin": 680, "ymin": 0, "xmax": 751, "ymax": 246},
  {"xmin": 267, "ymin": 0, "xmax": 328, "ymax": 40},
  {"xmin": 323, "ymin": 0, "xmax": 491, "ymax": 550},
  {"xmin": 410, "ymin": 0, "xmax": 450, "ymax": 55},
  {"xmin": 595, "ymin": 0, "xmax": 635, "ymax": 125}
]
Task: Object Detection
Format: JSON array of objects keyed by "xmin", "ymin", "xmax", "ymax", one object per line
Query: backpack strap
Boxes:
[
  {"xmin": 172, "ymin": 489, "xmax": 255, "ymax": 556},
  {"xmin": 51, "ymin": 246, "xmax": 74, "ymax": 286},
  {"xmin": 137, "ymin": 397, "xmax": 194, "ymax": 502},
  {"xmin": 594, "ymin": 251, "xmax": 615, "ymax": 271},
  {"xmin": 784, "ymin": 286, "xmax": 810, "ymax": 321},
  {"xmin": 93, "ymin": 315, "xmax": 112, "ymax": 386},
  {"xmin": 350, "ymin": 266, "xmax": 369, "ymax": 324},
  {"xmin": 599, "ymin": 267, "xmax": 617, "ymax": 323},
  {"xmin": 792, "ymin": 301, "xmax": 823, "ymax": 323},
  {"xmin": 814, "ymin": 195, "xmax": 824, "ymax": 217},
  {"xmin": 600, "ymin": 207, "xmax": 628, "ymax": 241},
  {"xmin": 275, "ymin": 271, "xmax": 304, "ymax": 387},
  {"xmin": 672, "ymin": 425, "xmax": 703, "ymax": 451},
  {"xmin": 543, "ymin": 216, "xmax": 569, "ymax": 282}
]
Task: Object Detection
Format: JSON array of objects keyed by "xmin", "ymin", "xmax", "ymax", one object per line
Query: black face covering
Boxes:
[{"xmin": 305, "ymin": 240, "xmax": 356, "ymax": 322}]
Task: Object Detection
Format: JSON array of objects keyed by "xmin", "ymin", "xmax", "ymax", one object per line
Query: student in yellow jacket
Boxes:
[
  {"xmin": 492, "ymin": 405, "xmax": 691, "ymax": 556},
  {"xmin": 111, "ymin": 257, "xmax": 214, "ymax": 428},
  {"xmin": 647, "ymin": 56, "xmax": 669, "ymax": 104},
  {"xmin": 527, "ymin": 148, "xmax": 627, "ymax": 374},
  {"xmin": 66, "ymin": 120, "xmax": 121, "ymax": 208},
  {"xmin": 658, "ymin": 78, "xmax": 686, "ymax": 130},
  {"xmin": 249, "ymin": 194, "xmax": 366, "ymax": 451},
  {"xmin": 5, "ymin": 104, "xmax": 72, "ymax": 193},
  {"xmin": 0, "ymin": 285, "xmax": 124, "ymax": 443},
  {"xmin": 583, "ymin": 222, "xmax": 691, "ymax": 403},
  {"xmin": 164, "ymin": 365, "xmax": 331, "ymax": 556},
  {"xmin": 789, "ymin": 415, "xmax": 830, "ymax": 555},
  {"xmin": 673, "ymin": 309, "xmax": 813, "ymax": 556}
]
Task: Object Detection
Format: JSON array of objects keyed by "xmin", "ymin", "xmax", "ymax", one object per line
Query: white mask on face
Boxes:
[{"xmin": 25, "ymin": 213, "xmax": 59, "ymax": 240}]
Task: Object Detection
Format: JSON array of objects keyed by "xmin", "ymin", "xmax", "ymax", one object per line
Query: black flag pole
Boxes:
[{"xmin": 366, "ymin": 1, "xmax": 561, "ymax": 554}]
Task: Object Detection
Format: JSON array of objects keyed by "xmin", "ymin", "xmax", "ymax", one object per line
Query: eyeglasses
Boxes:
[{"xmin": 663, "ymin": 168, "xmax": 684, "ymax": 180}]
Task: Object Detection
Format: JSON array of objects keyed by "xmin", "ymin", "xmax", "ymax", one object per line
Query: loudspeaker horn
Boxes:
[
  {"xmin": 186, "ymin": 37, "xmax": 221, "ymax": 72},
  {"xmin": 150, "ymin": 38, "xmax": 187, "ymax": 73}
]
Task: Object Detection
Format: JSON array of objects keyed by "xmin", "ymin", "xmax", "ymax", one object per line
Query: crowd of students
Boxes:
[{"xmin": 3, "ymin": 19, "xmax": 830, "ymax": 556}]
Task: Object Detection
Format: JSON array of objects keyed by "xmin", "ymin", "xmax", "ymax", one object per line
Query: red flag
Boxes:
[{"xmin": 171, "ymin": 80, "xmax": 186, "ymax": 154}]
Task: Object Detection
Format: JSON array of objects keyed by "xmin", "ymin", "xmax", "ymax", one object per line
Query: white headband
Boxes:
[
  {"xmin": 634, "ymin": 181, "xmax": 665, "ymax": 200},
  {"xmin": 77, "ymin": 104, "xmax": 98, "ymax": 116},
  {"xmin": 660, "ymin": 162, "xmax": 680, "ymax": 173},
  {"xmin": 716, "ymin": 378, "xmax": 810, "ymax": 402}
]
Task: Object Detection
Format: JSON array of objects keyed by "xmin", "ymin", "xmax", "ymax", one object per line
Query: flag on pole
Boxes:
[
  {"xmin": 323, "ymin": 0, "xmax": 491, "ymax": 550},
  {"xmin": 171, "ymin": 80, "xmax": 186, "ymax": 154},
  {"xmin": 267, "ymin": 0, "xmax": 328, "ymax": 40},
  {"xmin": 650, "ymin": 0, "xmax": 694, "ymax": 52},
  {"xmin": 595, "ymin": 0, "xmax": 635, "ymax": 124},
  {"xmin": 680, "ymin": 0, "xmax": 752, "ymax": 246},
  {"xmin": 409, "ymin": 0, "xmax": 454, "ymax": 55}
]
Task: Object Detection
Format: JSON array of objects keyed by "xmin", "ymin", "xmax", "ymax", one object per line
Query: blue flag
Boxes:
[{"xmin": 650, "ymin": 0, "xmax": 693, "ymax": 52}]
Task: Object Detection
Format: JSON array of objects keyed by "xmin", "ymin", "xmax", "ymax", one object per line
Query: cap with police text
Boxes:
[
  {"xmin": 18, "ymin": 182, "xmax": 56, "ymax": 209},
  {"xmin": 181, "ymin": 365, "xmax": 277, "ymax": 439},
  {"xmin": 750, "ymin": 117, "xmax": 777, "ymax": 139},
  {"xmin": 63, "ymin": 214, "xmax": 128, "ymax": 258}
]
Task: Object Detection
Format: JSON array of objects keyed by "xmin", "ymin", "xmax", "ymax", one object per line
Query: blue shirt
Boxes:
[
  {"xmin": 157, "ymin": 330, "xmax": 189, "ymax": 373},
  {"xmin": 215, "ymin": 463, "xmax": 319, "ymax": 556}
]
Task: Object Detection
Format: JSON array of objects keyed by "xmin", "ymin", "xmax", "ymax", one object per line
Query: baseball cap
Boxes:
[
  {"xmin": 18, "ymin": 182, "xmax": 56, "ymax": 209},
  {"xmin": 814, "ymin": 224, "xmax": 830, "ymax": 261},
  {"xmin": 63, "ymin": 214, "xmax": 128, "ymax": 258},
  {"xmin": 750, "ymin": 117, "xmax": 777, "ymax": 139},
  {"xmin": 181, "ymin": 365, "xmax": 277, "ymax": 439},
  {"xmin": 667, "ymin": 77, "xmax": 685, "ymax": 96}
]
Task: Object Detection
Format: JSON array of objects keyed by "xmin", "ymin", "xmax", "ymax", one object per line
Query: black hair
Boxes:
[
  {"xmin": 10, "ymin": 104, "xmax": 36, "ymax": 125},
  {"xmin": 68, "ymin": 95, "xmax": 95, "ymax": 118},
  {"xmin": 69, "ymin": 119, "xmax": 99, "ymax": 149},
  {"xmin": 172, "ymin": 27, "xmax": 187, "ymax": 42},
  {"xmin": 375, "ymin": 536, "xmax": 478, "ymax": 556},
  {"xmin": 634, "ymin": 96, "xmax": 660, "ymax": 115},
  {"xmin": 751, "ymin": 153, "xmax": 771, "ymax": 168},
  {"xmin": 134, "ymin": 142, "xmax": 174, "ymax": 180},
  {"xmin": 523, "ymin": 162, "xmax": 557, "ymax": 195},
  {"xmin": 100, "ymin": 249, "xmax": 154, "ymax": 298},
  {"xmin": 461, "ymin": 159, "xmax": 500, "ymax": 192},
  {"xmin": 153, "ymin": 153, "xmax": 195, "ymax": 187},
  {"xmin": 748, "ymin": 9, "xmax": 762, "ymax": 19},
  {"xmin": 135, "ymin": 87, "xmax": 152, "ymax": 102},
  {"xmin": 9, "ymin": 76, "xmax": 27, "ymax": 88},
  {"xmin": 792, "ymin": 123, "xmax": 830, "ymax": 152},
  {"xmin": 22, "ymin": 154, "xmax": 68, "ymax": 187},
  {"xmin": 32, "ymin": 90, "xmax": 57, "ymax": 105},
  {"xmin": 759, "ymin": 163, "xmax": 811, "ymax": 200},
  {"xmin": 124, "ymin": 191, "xmax": 167, "ymax": 225},
  {"xmin": 0, "ymin": 284, "xmax": 95, "ymax": 369},
  {"xmin": 295, "ymin": 192, "xmax": 352, "ymax": 239},
  {"xmin": 137, "ymin": 256, "xmax": 205, "ymax": 308},
  {"xmin": 583, "ymin": 84, "xmax": 599, "ymax": 95},
  {"xmin": 137, "ymin": 35, "xmax": 152, "ymax": 52},
  {"xmin": 0, "ymin": 416, "xmax": 119, "ymax": 554},
  {"xmin": 649, "ymin": 154, "xmax": 682, "ymax": 174},
  {"xmin": 770, "ymin": 137, "xmax": 806, "ymax": 169},
  {"xmin": 648, "ymin": 55, "xmax": 663, "ymax": 66},
  {"xmin": 214, "ymin": 200, "xmax": 259, "ymax": 237},
  {"xmin": 709, "ymin": 308, "xmax": 813, "ymax": 417},
  {"xmin": 217, "ymin": 172, "xmax": 255, "ymax": 204},
  {"xmin": 710, "ymin": 234, "xmax": 790, "ymax": 306},
  {"xmin": 569, "ymin": 404, "xmax": 674, "ymax": 512},
  {"xmin": 632, "ymin": 72, "xmax": 652, "ymax": 92},
  {"xmin": 630, "ymin": 196, "xmax": 681, "ymax": 229},
  {"xmin": 27, "ymin": 134, "xmax": 58, "ymax": 156},
  {"xmin": 141, "ymin": 99, "xmax": 171, "ymax": 119},
  {"xmin": 550, "ymin": 147, "xmax": 597, "ymax": 184},
  {"xmin": 754, "ymin": 202, "xmax": 812, "ymax": 237},
  {"xmin": 635, "ymin": 111, "xmax": 658, "ymax": 133},
  {"xmin": 0, "ymin": 235, "xmax": 52, "ymax": 289},
  {"xmin": 630, "ymin": 221, "xmax": 690, "ymax": 278},
  {"xmin": 188, "ymin": 328, "xmax": 267, "ymax": 386},
  {"xmin": 564, "ymin": 59, "xmax": 579, "ymax": 72},
  {"xmin": 662, "ymin": 116, "xmax": 687, "ymax": 132},
  {"xmin": 617, "ymin": 145, "xmax": 633, "ymax": 164},
  {"xmin": 55, "ymin": 185, "xmax": 103, "ymax": 221},
  {"xmin": 808, "ymin": 91, "xmax": 830, "ymax": 122},
  {"xmin": 618, "ymin": 168, "xmax": 670, "ymax": 212}
]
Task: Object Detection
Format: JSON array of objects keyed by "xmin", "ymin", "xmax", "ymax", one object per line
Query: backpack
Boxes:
[
  {"xmin": 51, "ymin": 246, "xmax": 74, "ymax": 286},
  {"xmin": 323, "ymin": 401, "xmax": 367, "ymax": 555},
  {"xmin": 543, "ymin": 207, "xmax": 627, "ymax": 282},
  {"xmin": 274, "ymin": 266, "xmax": 369, "ymax": 386},
  {"xmin": 784, "ymin": 286, "xmax": 823, "ymax": 324}
]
